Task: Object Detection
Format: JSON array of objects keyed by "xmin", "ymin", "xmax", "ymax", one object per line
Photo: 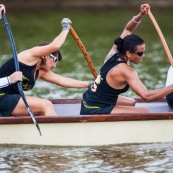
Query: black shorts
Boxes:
[
  {"xmin": 166, "ymin": 92, "xmax": 173, "ymax": 109},
  {"xmin": 80, "ymin": 100, "xmax": 115, "ymax": 115},
  {"xmin": 0, "ymin": 92, "xmax": 21, "ymax": 117}
]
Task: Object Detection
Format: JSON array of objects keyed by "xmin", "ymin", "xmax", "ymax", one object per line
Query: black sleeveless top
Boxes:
[
  {"xmin": 0, "ymin": 58, "xmax": 39, "ymax": 94},
  {"xmin": 83, "ymin": 53, "xmax": 129, "ymax": 107}
]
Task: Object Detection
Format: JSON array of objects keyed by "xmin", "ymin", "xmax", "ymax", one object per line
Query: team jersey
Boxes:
[{"xmin": 83, "ymin": 53, "xmax": 129, "ymax": 107}]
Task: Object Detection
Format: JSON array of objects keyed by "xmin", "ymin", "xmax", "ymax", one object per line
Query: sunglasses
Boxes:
[
  {"xmin": 132, "ymin": 51, "xmax": 145, "ymax": 56},
  {"xmin": 49, "ymin": 54, "xmax": 58, "ymax": 63}
]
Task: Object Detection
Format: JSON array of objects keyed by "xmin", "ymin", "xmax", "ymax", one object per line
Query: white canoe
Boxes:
[{"xmin": 0, "ymin": 98, "xmax": 173, "ymax": 146}]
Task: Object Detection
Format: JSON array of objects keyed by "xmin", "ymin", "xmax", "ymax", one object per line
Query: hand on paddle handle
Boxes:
[
  {"xmin": 0, "ymin": 4, "xmax": 6, "ymax": 19},
  {"xmin": 9, "ymin": 71, "xmax": 23, "ymax": 84},
  {"xmin": 140, "ymin": 4, "xmax": 150, "ymax": 16},
  {"xmin": 61, "ymin": 18, "xmax": 72, "ymax": 31}
]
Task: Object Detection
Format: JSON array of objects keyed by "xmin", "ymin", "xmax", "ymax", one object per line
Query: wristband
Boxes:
[
  {"xmin": 132, "ymin": 16, "xmax": 141, "ymax": 24},
  {"xmin": 0, "ymin": 77, "xmax": 10, "ymax": 88}
]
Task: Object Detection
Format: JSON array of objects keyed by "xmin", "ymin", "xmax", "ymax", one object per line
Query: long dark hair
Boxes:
[
  {"xmin": 114, "ymin": 34, "xmax": 144, "ymax": 56},
  {"xmin": 39, "ymin": 42, "xmax": 62, "ymax": 62}
]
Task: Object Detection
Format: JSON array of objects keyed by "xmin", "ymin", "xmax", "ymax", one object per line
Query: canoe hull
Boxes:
[
  {"xmin": 0, "ymin": 98, "xmax": 173, "ymax": 146},
  {"xmin": 1, "ymin": 119, "xmax": 173, "ymax": 146}
]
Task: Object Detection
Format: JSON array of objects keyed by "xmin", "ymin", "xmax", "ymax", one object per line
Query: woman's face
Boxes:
[
  {"xmin": 43, "ymin": 54, "xmax": 58, "ymax": 71},
  {"xmin": 129, "ymin": 44, "xmax": 145, "ymax": 64}
]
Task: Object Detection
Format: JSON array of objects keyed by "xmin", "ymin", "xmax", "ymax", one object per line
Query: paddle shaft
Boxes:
[
  {"xmin": 2, "ymin": 12, "xmax": 42, "ymax": 136},
  {"xmin": 148, "ymin": 10, "xmax": 173, "ymax": 66},
  {"xmin": 70, "ymin": 27, "xmax": 98, "ymax": 79}
]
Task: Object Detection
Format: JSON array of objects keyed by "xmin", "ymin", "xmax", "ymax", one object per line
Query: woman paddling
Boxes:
[
  {"xmin": 80, "ymin": 4, "xmax": 173, "ymax": 115},
  {"xmin": 0, "ymin": 17, "xmax": 89, "ymax": 117},
  {"xmin": 0, "ymin": 4, "xmax": 23, "ymax": 89}
]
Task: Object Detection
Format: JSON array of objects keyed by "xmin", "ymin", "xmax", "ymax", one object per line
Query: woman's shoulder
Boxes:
[{"xmin": 113, "ymin": 64, "xmax": 136, "ymax": 77}]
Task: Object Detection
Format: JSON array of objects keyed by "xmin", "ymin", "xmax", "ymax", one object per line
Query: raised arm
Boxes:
[
  {"xmin": 47, "ymin": 18, "xmax": 72, "ymax": 53},
  {"xmin": 105, "ymin": 4, "xmax": 150, "ymax": 62},
  {"xmin": 18, "ymin": 18, "xmax": 72, "ymax": 62},
  {"xmin": 120, "ymin": 4, "xmax": 150, "ymax": 38}
]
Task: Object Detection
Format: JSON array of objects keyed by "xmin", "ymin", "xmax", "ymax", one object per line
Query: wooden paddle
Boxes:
[
  {"xmin": 2, "ymin": 12, "xmax": 42, "ymax": 136},
  {"xmin": 70, "ymin": 26, "xmax": 98, "ymax": 79},
  {"xmin": 148, "ymin": 10, "xmax": 173, "ymax": 67}
]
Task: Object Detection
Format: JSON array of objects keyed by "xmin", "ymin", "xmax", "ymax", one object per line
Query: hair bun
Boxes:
[
  {"xmin": 114, "ymin": 37, "xmax": 123, "ymax": 46},
  {"xmin": 114, "ymin": 37, "xmax": 123, "ymax": 54}
]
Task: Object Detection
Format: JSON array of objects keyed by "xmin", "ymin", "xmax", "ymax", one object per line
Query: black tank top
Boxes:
[
  {"xmin": 83, "ymin": 53, "xmax": 129, "ymax": 107},
  {"xmin": 0, "ymin": 58, "xmax": 39, "ymax": 94}
]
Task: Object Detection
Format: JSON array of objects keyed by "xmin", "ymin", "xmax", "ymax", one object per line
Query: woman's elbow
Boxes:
[
  {"xmin": 141, "ymin": 95, "xmax": 153, "ymax": 102},
  {"xmin": 50, "ymin": 43, "xmax": 60, "ymax": 51}
]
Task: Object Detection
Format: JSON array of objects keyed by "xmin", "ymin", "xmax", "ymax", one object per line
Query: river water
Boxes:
[
  {"xmin": 0, "ymin": 143, "xmax": 173, "ymax": 172},
  {"xmin": 0, "ymin": 8, "xmax": 173, "ymax": 172}
]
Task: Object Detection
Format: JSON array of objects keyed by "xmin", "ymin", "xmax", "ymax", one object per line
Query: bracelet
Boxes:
[{"xmin": 132, "ymin": 16, "xmax": 141, "ymax": 24}]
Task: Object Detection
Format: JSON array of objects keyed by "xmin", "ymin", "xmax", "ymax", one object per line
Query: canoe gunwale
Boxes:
[
  {"xmin": 49, "ymin": 98, "xmax": 166, "ymax": 104},
  {"xmin": 1, "ymin": 112, "xmax": 173, "ymax": 124}
]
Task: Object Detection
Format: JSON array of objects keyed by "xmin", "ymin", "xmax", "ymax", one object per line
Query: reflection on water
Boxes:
[{"xmin": 0, "ymin": 143, "xmax": 173, "ymax": 172}]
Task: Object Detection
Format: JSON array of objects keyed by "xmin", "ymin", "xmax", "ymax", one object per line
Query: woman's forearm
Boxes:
[
  {"xmin": 124, "ymin": 4, "xmax": 149, "ymax": 33},
  {"xmin": 59, "ymin": 77, "xmax": 89, "ymax": 88},
  {"xmin": 125, "ymin": 13, "xmax": 145, "ymax": 32},
  {"xmin": 51, "ymin": 30, "xmax": 69, "ymax": 50},
  {"xmin": 142, "ymin": 84, "xmax": 173, "ymax": 102}
]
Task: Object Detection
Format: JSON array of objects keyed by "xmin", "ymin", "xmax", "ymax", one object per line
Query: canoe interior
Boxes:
[
  {"xmin": 0, "ymin": 98, "xmax": 173, "ymax": 125},
  {"xmin": 52, "ymin": 98, "xmax": 173, "ymax": 116}
]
